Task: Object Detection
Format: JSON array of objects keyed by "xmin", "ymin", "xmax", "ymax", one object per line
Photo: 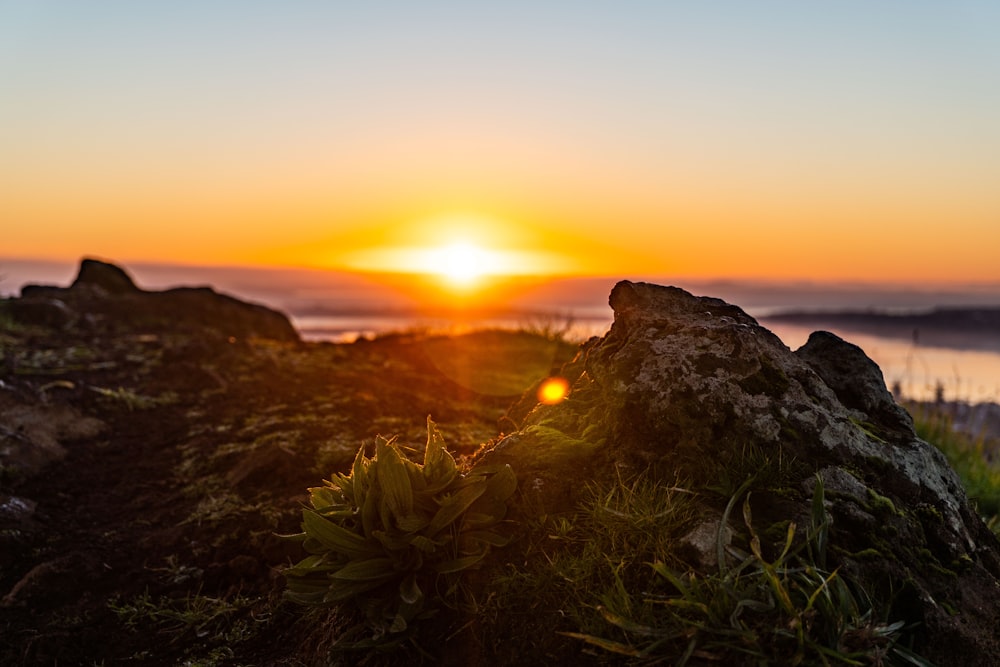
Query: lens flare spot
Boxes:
[{"xmin": 538, "ymin": 377, "xmax": 570, "ymax": 405}]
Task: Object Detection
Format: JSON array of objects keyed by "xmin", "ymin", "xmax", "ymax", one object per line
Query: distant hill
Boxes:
[{"xmin": 762, "ymin": 307, "xmax": 1000, "ymax": 353}]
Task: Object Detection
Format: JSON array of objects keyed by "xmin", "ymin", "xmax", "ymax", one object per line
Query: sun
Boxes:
[
  {"xmin": 335, "ymin": 214, "xmax": 579, "ymax": 285},
  {"xmin": 436, "ymin": 241, "xmax": 488, "ymax": 287}
]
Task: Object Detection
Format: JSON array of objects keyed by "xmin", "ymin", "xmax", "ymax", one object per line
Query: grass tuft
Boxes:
[
  {"xmin": 564, "ymin": 476, "xmax": 931, "ymax": 665},
  {"xmin": 483, "ymin": 470, "xmax": 932, "ymax": 665}
]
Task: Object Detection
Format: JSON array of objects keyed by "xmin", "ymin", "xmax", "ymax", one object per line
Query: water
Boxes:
[
  {"xmin": 762, "ymin": 323, "xmax": 1000, "ymax": 404},
  {"xmin": 5, "ymin": 259, "xmax": 998, "ymax": 403},
  {"xmin": 291, "ymin": 311, "xmax": 1000, "ymax": 404}
]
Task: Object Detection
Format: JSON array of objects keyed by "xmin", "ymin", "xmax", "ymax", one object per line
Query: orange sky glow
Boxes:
[{"xmin": 1, "ymin": 3, "xmax": 998, "ymax": 290}]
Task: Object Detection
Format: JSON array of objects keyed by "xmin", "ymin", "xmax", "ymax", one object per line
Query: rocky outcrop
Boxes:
[
  {"xmin": 11, "ymin": 258, "xmax": 299, "ymax": 342},
  {"xmin": 71, "ymin": 258, "xmax": 142, "ymax": 295},
  {"xmin": 481, "ymin": 281, "xmax": 1000, "ymax": 664}
]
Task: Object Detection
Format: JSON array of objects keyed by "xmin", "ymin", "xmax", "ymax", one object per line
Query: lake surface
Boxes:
[
  {"xmin": 291, "ymin": 311, "xmax": 1000, "ymax": 404},
  {"xmin": 5, "ymin": 258, "xmax": 998, "ymax": 403},
  {"xmin": 762, "ymin": 322, "xmax": 1000, "ymax": 404}
]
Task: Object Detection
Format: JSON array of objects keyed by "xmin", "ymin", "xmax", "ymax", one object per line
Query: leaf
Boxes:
[
  {"xmin": 435, "ymin": 550, "xmax": 488, "ymax": 574},
  {"xmin": 405, "ymin": 458, "xmax": 428, "ymax": 494},
  {"xmin": 323, "ymin": 577, "xmax": 390, "ymax": 602},
  {"xmin": 464, "ymin": 498, "xmax": 508, "ymax": 527},
  {"xmin": 285, "ymin": 575, "xmax": 339, "ymax": 602},
  {"xmin": 423, "ymin": 417, "xmax": 458, "ymax": 493},
  {"xmin": 302, "ymin": 509, "xmax": 379, "ymax": 559},
  {"xmin": 351, "ymin": 444, "xmax": 369, "ymax": 505},
  {"xmin": 389, "ymin": 612, "xmax": 408, "ymax": 634},
  {"xmin": 396, "ymin": 512, "xmax": 430, "ymax": 533},
  {"xmin": 331, "ymin": 557, "xmax": 396, "ymax": 581},
  {"xmin": 776, "ymin": 521, "xmax": 797, "ymax": 565},
  {"xmin": 360, "ymin": 479, "xmax": 379, "ymax": 538},
  {"xmin": 399, "ymin": 574, "xmax": 423, "ymax": 605},
  {"xmin": 459, "ymin": 530, "xmax": 510, "ymax": 548},
  {"xmin": 375, "ymin": 441, "xmax": 415, "ymax": 522},
  {"xmin": 410, "ymin": 534, "xmax": 446, "ymax": 552},
  {"xmin": 314, "ymin": 507, "xmax": 356, "ymax": 521},
  {"xmin": 599, "ymin": 605, "xmax": 675, "ymax": 638},
  {"xmin": 481, "ymin": 464, "xmax": 517, "ymax": 501},
  {"xmin": 423, "ymin": 416, "xmax": 448, "ymax": 468},
  {"xmin": 804, "ymin": 567, "xmax": 841, "ymax": 613},
  {"xmin": 559, "ymin": 632, "xmax": 645, "ymax": 657},
  {"xmin": 309, "ymin": 486, "xmax": 339, "ymax": 510},
  {"xmin": 285, "ymin": 553, "xmax": 336, "ymax": 573},
  {"xmin": 425, "ymin": 483, "xmax": 488, "ymax": 536},
  {"xmin": 649, "ymin": 562, "xmax": 691, "ymax": 597},
  {"xmin": 810, "ymin": 473, "xmax": 829, "ymax": 569},
  {"xmin": 372, "ymin": 529, "xmax": 415, "ymax": 552},
  {"xmin": 719, "ymin": 477, "xmax": 755, "ymax": 576}
]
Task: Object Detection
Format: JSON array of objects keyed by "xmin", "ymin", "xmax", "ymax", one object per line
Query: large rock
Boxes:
[
  {"xmin": 14, "ymin": 258, "xmax": 299, "ymax": 342},
  {"xmin": 481, "ymin": 281, "xmax": 1000, "ymax": 664},
  {"xmin": 71, "ymin": 258, "xmax": 142, "ymax": 295}
]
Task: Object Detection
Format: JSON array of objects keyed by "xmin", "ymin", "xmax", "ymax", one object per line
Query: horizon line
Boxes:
[{"xmin": 3, "ymin": 255, "xmax": 999, "ymax": 292}]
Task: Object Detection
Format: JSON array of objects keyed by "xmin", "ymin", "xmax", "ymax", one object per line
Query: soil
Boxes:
[{"xmin": 0, "ymin": 315, "xmax": 576, "ymax": 665}]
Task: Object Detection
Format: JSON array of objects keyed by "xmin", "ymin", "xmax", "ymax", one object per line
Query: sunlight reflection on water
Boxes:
[
  {"xmin": 765, "ymin": 323, "xmax": 1000, "ymax": 404},
  {"xmin": 292, "ymin": 315, "xmax": 1000, "ymax": 404}
]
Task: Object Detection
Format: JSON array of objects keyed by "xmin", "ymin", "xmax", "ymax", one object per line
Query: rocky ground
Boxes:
[
  {"xmin": 4, "ymin": 262, "xmax": 1000, "ymax": 666},
  {"xmin": 0, "ymin": 261, "xmax": 576, "ymax": 665}
]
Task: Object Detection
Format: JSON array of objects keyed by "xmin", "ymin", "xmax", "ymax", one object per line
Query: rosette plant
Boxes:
[{"xmin": 284, "ymin": 418, "xmax": 516, "ymax": 638}]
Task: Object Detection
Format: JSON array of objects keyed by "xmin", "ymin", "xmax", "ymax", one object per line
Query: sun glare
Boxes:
[
  {"xmin": 337, "ymin": 214, "xmax": 578, "ymax": 285},
  {"xmin": 538, "ymin": 376, "xmax": 570, "ymax": 405},
  {"xmin": 434, "ymin": 241, "xmax": 489, "ymax": 287}
]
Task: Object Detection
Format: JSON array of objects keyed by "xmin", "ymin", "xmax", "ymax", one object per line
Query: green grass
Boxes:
[
  {"xmin": 911, "ymin": 407, "xmax": 1000, "ymax": 536},
  {"xmin": 417, "ymin": 329, "xmax": 577, "ymax": 396},
  {"xmin": 108, "ymin": 590, "xmax": 260, "ymax": 665},
  {"xmin": 479, "ymin": 471, "xmax": 931, "ymax": 666}
]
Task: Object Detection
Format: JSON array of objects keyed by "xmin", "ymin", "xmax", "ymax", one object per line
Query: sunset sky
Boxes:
[{"xmin": 2, "ymin": 2, "xmax": 999, "ymax": 286}]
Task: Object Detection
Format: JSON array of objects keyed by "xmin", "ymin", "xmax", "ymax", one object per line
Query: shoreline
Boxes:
[{"xmin": 762, "ymin": 307, "xmax": 1000, "ymax": 354}]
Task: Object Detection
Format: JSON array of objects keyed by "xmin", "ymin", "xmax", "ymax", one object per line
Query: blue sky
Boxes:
[{"xmin": 2, "ymin": 1, "xmax": 998, "ymax": 283}]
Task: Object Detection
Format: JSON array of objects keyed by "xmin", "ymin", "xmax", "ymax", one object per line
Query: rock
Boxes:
[
  {"xmin": 71, "ymin": 257, "xmax": 141, "ymax": 295},
  {"xmin": 10, "ymin": 258, "xmax": 300, "ymax": 342},
  {"xmin": 145, "ymin": 286, "xmax": 300, "ymax": 342},
  {"xmin": 0, "ymin": 496, "xmax": 37, "ymax": 522},
  {"xmin": 0, "ymin": 393, "xmax": 107, "ymax": 480},
  {"xmin": 479, "ymin": 280, "xmax": 1000, "ymax": 664},
  {"xmin": 795, "ymin": 330, "xmax": 914, "ymax": 436},
  {"xmin": 1, "ymin": 298, "xmax": 75, "ymax": 329},
  {"xmin": 676, "ymin": 513, "xmax": 732, "ymax": 571},
  {"xmin": 1, "ymin": 552, "xmax": 102, "ymax": 608}
]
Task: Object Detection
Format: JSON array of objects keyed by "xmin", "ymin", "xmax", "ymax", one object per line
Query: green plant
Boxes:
[
  {"xmin": 108, "ymin": 589, "xmax": 258, "ymax": 664},
  {"xmin": 475, "ymin": 469, "xmax": 699, "ymax": 661},
  {"xmin": 283, "ymin": 417, "xmax": 516, "ymax": 641},
  {"xmin": 564, "ymin": 476, "xmax": 932, "ymax": 665},
  {"xmin": 89, "ymin": 385, "xmax": 178, "ymax": 411}
]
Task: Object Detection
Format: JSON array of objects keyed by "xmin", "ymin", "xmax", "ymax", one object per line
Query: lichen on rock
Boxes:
[{"xmin": 478, "ymin": 280, "xmax": 1000, "ymax": 664}]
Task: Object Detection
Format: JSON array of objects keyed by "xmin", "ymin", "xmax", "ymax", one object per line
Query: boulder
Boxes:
[
  {"xmin": 0, "ymin": 393, "xmax": 106, "ymax": 480},
  {"xmin": 11, "ymin": 258, "xmax": 299, "ymax": 342},
  {"xmin": 70, "ymin": 258, "xmax": 142, "ymax": 295},
  {"xmin": 480, "ymin": 280, "xmax": 1000, "ymax": 664}
]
